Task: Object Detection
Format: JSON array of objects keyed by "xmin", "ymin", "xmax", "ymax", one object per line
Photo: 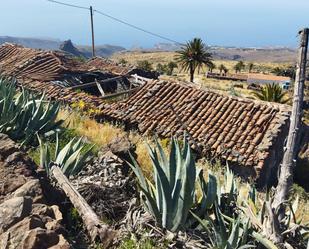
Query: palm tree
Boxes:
[
  {"xmin": 234, "ymin": 61, "xmax": 245, "ymax": 73},
  {"xmin": 252, "ymin": 83, "xmax": 289, "ymax": 104},
  {"xmin": 207, "ymin": 61, "xmax": 216, "ymax": 73},
  {"xmin": 167, "ymin": 61, "xmax": 178, "ymax": 75},
  {"xmin": 218, "ymin": 64, "xmax": 227, "ymax": 75},
  {"xmin": 248, "ymin": 62, "xmax": 254, "ymax": 73},
  {"xmin": 175, "ymin": 38, "xmax": 213, "ymax": 82}
]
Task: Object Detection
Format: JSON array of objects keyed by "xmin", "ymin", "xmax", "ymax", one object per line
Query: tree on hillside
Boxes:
[
  {"xmin": 137, "ymin": 60, "xmax": 153, "ymax": 71},
  {"xmin": 252, "ymin": 83, "xmax": 289, "ymax": 103},
  {"xmin": 271, "ymin": 65, "xmax": 296, "ymax": 79},
  {"xmin": 156, "ymin": 61, "xmax": 178, "ymax": 75},
  {"xmin": 166, "ymin": 61, "xmax": 178, "ymax": 75},
  {"xmin": 248, "ymin": 62, "xmax": 254, "ymax": 73},
  {"xmin": 234, "ymin": 61, "xmax": 245, "ymax": 73},
  {"xmin": 156, "ymin": 63, "xmax": 166, "ymax": 74},
  {"xmin": 207, "ymin": 61, "xmax": 216, "ymax": 73},
  {"xmin": 218, "ymin": 64, "xmax": 227, "ymax": 75},
  {"xmin": 175, "ymin": 38, "xmax": 213, "ymax": 82}
]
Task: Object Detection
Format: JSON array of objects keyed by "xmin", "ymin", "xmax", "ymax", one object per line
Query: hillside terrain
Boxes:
[
  {"xmin": 0, "ymin": 36, "xmax": 125, "ymax": 57},
  {"xmin": 0, "ymin": 36, "xmax": 62, "ymax": 49},
  {"xmin": 0, "ymin": 41, "xmax": 308, "ymax": 248}
]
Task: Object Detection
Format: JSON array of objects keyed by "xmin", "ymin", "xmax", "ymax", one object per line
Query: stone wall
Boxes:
[{"xmin": 0, "ymin": 134, "xmax": 70, "ymax": 249}]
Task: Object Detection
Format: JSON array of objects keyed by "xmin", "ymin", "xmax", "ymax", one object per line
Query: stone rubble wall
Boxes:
[{"xmin": 0, "ymin": 133, "xmax": 70, "ymax": 249}]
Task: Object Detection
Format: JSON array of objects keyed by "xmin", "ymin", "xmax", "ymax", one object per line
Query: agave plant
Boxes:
[
  {"xmin": 128, "ymin": 135, "xmax": 196, "ymax": 232},
  {"xmin": 192, "ymin": 204, "xmax": 255, "ymax": 249},
  {"xmin": 39, "ymin": 133, "xmax": 93, "ymax": 177},
  {"xmin": 0, "ymin": 77, "xmax": 63, "ymax": 145},
  {"xmin": 241, "ymin": 193, "xmax": 309, "ymax": 249}
]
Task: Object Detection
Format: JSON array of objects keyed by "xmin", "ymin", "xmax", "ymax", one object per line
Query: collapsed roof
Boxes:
[
  {"xmin": 0, "ymin": 43, "xmax": 291, "ymax": 185},
  {"xmin": 0, "ymin": 43, "xmax": 156, "ymax": 96},
  {"xmin": 86, "ymin": 57, "xmax": 159, "ymax": 79},
  {"xmin": 100, "ymin": 80, "xmax": 290, "ymax": 185}
]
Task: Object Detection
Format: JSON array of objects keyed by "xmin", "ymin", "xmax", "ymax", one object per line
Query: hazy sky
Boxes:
[{"xmin": 0, "ymin": 0, "xmax": 308, "ymax": 48}]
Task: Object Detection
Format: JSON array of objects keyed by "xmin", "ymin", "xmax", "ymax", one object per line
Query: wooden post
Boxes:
[
  {"xmin": 50, "ymin": 165, "xmax": 116, "ymax": 246},
  {"xmin": 90, "ymin": 6, "xmax": 95, "ymax": 57},
  {"xmin": 272, "ymin": 28, "xmax": 309, "ymax": 214}
]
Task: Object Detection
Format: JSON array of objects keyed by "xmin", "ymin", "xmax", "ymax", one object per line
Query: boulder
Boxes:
[
  {"xmin": 13, "ymin": 179, "xmax": 44, "ymax": 203},
  {"xmin": 22, "ymin": 228, "xmax": 70, "ymax": 249},
  {"xmin": 0, "ymin": 215, "xmax": 45, "ymax": 248},
  {"xmin": 106, "ymin": 136, "xmax": 132, "ymax": 155},
  {"xmin": 31, "ymin": 204, "xmax": 63, "ymax": 222},
  {"xmin": 0, "ymin": 196, "xmax": 32, "ymax": 233}
]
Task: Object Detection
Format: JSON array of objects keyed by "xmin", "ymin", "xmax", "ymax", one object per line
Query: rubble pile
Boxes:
[{"xmin": 72, "ymin": 150, "xmax": 135, "ymax": 222}]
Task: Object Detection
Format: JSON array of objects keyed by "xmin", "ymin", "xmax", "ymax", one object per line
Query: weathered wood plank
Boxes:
[{"xmin": 50, "ymin": 165, "xmax": 116, "ymax": 247}]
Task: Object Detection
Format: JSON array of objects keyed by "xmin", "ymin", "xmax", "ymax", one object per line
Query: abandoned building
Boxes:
[
  {"xmin": 100, "ymin": 80, "xmax": 291, "ymax": 186},
  {"xmin": 0, "ymin": 43, "xmax": 154, "ymax": 102},
  {"xmin": 0, "ymin": 43, "xmax": 291, "ymax": 186}
]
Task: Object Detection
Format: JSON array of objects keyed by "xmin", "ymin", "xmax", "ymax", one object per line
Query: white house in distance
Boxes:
[{"xmin": 247, "ymin": 73, "xmax": 291, "ymax": 89}]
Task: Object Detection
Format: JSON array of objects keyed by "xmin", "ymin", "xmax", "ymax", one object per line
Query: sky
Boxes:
[{"xmin": 0, "ymin": 0, "xmax": 308, "ymax": 48}]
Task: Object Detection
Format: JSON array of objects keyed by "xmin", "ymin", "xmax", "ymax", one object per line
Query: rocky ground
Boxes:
[{"xmin": 0, "ymin": 133, "xmax": 70, "ymax": 249}]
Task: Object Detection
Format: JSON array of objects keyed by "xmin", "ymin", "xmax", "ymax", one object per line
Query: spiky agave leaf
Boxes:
[
  {"xmin": 128, "ymin": 134, "xmax": 196, "ymax": 232},
  {"xmin": 39, "ymin": 133, "xmax": 93, "ymax": 177}
]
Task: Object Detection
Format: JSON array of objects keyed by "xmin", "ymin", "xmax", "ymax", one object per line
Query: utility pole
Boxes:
[
  {"xmin": 273, "ymin": 28, "xmax": 309, "ymax": 215},
  {"xmin": 90, "ymin": 6, "xmax": 95, "ymax": 57}
]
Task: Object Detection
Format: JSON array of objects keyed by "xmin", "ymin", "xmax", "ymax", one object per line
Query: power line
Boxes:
[
  {"xmin": 94, "ymin": 10, "xmax": 182, "ymax": 45},
  {"xmin": 47, "ymin": 0, "xmax": 88, "ymax": 10},
  {"xmin": 46, "ymin": 0, "xmax": 183, "ymax": 45}
]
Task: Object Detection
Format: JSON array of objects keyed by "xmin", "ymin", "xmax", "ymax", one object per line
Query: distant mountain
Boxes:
[
  {"xmin": 0, "ymin": 36, "xmax": 61, "ymax": 50},
  {"xmin": 208, "ymin": 46, "xmax": 297, "ymax": 62},
  {"xmin": 59, "ymin": 40, "xmax": 85, "ymax": 58},
  {"xmin": 77, "ymin": 45, "xmax": 126, "ymax": 58},
  {"xmin": 0, "ymin": 36, "xmax": 126, "ymax": 57},
  {"xmin": 150, "ymin": 43, "xmax": 297, "ymax": 63}
]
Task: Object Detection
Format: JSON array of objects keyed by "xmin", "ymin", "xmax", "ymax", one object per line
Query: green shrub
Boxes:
[{"xmin": 137, "ymin": 60, "xmax": 153, "ymax": 71}]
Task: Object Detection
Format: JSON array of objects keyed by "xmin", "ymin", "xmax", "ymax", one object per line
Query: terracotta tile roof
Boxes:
[
  {"xmin": 0, "ymin": 43, "xmax": 108, "ymax": 108},
  {"xmin": 0, "ymin": 44, "xmax": 157, "ymax": 83},
  {"xmin": 85, "ymin": 57, "xmax": 134, "ymax": 75},
  {"xmin": 0, "ymin": 43, "xmax": 88, "ymax": 82},
  {"xmin": 19, "ymin": 79, "xmax": 105, "ymax": 108},
  {"xmin": 0, "ymin": 43, "xmax": 291, "ymax": 183},
  {"xmin": 86, "ymin": 57, "xmax": 159, "ymax": 79},
  {"xmin": 101, "ymin": 80, "xmax": 290, "ymax": 180}
]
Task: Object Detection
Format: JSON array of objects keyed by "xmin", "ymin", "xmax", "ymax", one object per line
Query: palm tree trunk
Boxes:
[{"xmin": 190, "ymin": 62, "xmax": 194, "ymax": 82}]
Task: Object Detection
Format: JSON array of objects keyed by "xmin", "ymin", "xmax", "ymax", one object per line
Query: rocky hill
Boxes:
[
  {"xmin": 77, "ymin": 44, "xmax": 126, "ymax": 58},
  {"xmin": 59, "ymin": 39, "xmax": 85, "ymax": 58},
  {"xmin": 0, "ymin": 36, "xmax": 61, "ymax": 50},
  {"xmin": 0, "ymin": 36, "xmax": 126, "ymax": 58}
]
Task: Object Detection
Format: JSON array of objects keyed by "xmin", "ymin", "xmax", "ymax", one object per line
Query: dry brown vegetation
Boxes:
[{"xmin": 112, "ymin": 51, "xmax": 292, "ymax": 99}]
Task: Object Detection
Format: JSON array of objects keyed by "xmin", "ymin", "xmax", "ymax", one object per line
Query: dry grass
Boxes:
[
  {"xmin": 57, "ymin": 108, "xmax": 127, "ymax": 147},
  {"xmin": 112, "ymin": 51, "xmax": 287, "ymax": 74},
  {"xmin": 58, "ymin": 108, "xmax": 169, "ymax": 179},
  {"xmin": 112, "ymin": 51, "xmax": 177, "ymax": 68},
  {"xmin": 129, "ymin": 134, "xmax": 171, "ymax": 180}
]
